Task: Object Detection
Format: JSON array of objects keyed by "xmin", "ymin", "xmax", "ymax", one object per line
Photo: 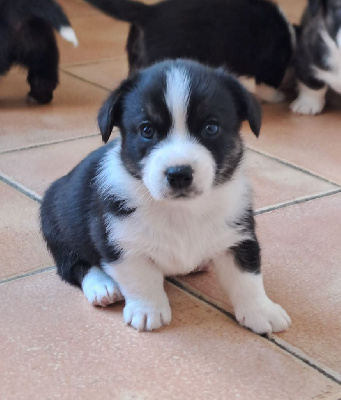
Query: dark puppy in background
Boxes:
[
  {"xmin": 40, "ymin": 59, "xmax": 291, "ymax": 335},
  {"xmin": 84, "ymin": 0, "xmax": 296, "ymax": 104},
  {"xmin": 0, "ymin": 0, "xmax": 78, "ymax": 104},
  {"xmin": 291, "ymin": 0, "xmax": 341, "ymax": 114}
]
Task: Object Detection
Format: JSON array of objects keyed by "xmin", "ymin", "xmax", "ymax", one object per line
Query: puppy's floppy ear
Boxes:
[
  {"xmin": 308, "ymin": 0, "xmax": 325, "ymax": 16},
  {"xmin": 222, "ymin": 74, "xmax": 262, "ymax": 137},
  {"xmin": 98, "ymin": 78, "xmax": 135, "ymax": 143}
]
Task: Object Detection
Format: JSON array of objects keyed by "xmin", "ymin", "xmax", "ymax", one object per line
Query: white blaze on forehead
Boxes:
[{"xmin": 165, "ymin": 67, "xmax": 191, "ymax": 137}]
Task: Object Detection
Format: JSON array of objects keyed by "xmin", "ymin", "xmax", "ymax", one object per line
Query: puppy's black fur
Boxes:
[
  {"xmin": 41, "ymin": 143, "xmax": 124, "ymax": 286},
  {"xmin": 84, "ymin": 0, "xmax": 294, "ymax": 89},
  {"xmin": 0, "ymin": 0, "xmax": 75, "ymax": 103}
]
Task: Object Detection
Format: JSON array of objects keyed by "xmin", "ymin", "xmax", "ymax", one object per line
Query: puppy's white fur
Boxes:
[
  {"xmin": 337, "ymin": 28, "xmax": 341, "ymax": 49},
  {"xmin": 313, "ymin": 30, "xmax": 341, "ymax": 93},
  {"xmin": 165, "ymin": 67, "xmax": 191, "ymax": 136},
  {"xmin": 215, "ymin": 253, "xmax": 290, "ymax": 334},
  {"xmin": 142, "ymin": 68, "xmax": 216, "ymax": 199},
  {"xmin": 291, "ymin": 81, "xmax": 327, "ymax": 115},
  {"xmin": 142, "ymin": 136, "xmax": 216, "ymax": 200},
  {"xmin": 59, "ymin": 26, "xmax": 79, "ymax": 47},
  {"xmin": 82, "ymin": 266, "xmax": 123, "ymax": 306},
  {"xmin": 256, "ymin": 83, "xmax": 285, "ymax": 103},
  {"xmin": 292, "ymin": 29, "xmax": 341, "ymax": 114}
]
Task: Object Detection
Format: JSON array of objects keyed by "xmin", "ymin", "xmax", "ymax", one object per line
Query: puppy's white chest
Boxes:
[
  {"xmin": 106, "ymin": 173, "xmax": 250, "ymax": 275},
  {"xmin": 110, "ymin": 208, "xmax": 244, "ymax": 275}
]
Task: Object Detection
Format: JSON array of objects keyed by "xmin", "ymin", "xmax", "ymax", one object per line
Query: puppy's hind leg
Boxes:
[
  {"xmin": 215, "ymin": 239, "xmax": 291, "ymax": 335},
  {"xmin": 16, "ymin": 18, "xmax": 59, "ymax": 104},
  {"xmin": 255, "ymin": 83, "xmax": 285, "ymax": 103},
  {"xmin": 46, "ymin": 241, "xmax": 123, "ymax": 307},
  {"xmin": 0, "ymin": 25, "xmax": 12, "ymax": 76}
]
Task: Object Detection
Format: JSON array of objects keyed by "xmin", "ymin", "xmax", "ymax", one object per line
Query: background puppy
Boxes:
[
  {"xmin": 291, "ymin": 0, "xmax": 341, "ymax": 114},
  {"xmin": 40, "ymin": 59, "xmax": 291, "ymax": 335},
  {"xmin": 0, "ymin": 0, "xmax": 78, "ymax": 104},
  {"xmin": 84, "ymin": 0, "xmax": 296, "ymax": 104}
]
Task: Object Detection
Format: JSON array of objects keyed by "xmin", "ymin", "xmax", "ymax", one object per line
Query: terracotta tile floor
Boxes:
[{"xmin": 1, "ymin": 0, "xmax": 340, "ymax": 398}]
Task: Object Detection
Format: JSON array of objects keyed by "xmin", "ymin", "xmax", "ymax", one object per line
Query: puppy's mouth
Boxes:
[{"xmin": 166, "ymin": 188, "xmax": 203, "ymax": 200}]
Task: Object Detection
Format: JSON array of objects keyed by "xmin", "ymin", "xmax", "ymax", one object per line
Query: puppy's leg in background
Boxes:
[
  {"xmin": 255, "ymin": 83, "xmax": 285, "ymax": 103},
  {"xmin": 18, "ymin": 19, "xmax": 59, "ymax": 104},
  {"xmin": 290, "ymin": 81, "xmax": 327, "ymax": 115},
  {"xmin": 0, "ymin": 25, "xmax": 11, "ymax": 76},
  {"xmin": 237, "ymin": 77, "xmax": 285, "ymax": 103},
  {"xmin": 104, "ymin": 256, "xmax": 172, "ymax": 331},
  {"xmin": 215, "ymin": 241, "xmax": 291, "ymax": 334}
]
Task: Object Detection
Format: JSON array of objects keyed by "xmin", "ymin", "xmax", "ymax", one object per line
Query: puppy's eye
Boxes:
[
  {"xmin": 205, "ymin": 121, "xmax": 219, "ymax": 136},
  {"xmin": 140, "ymin": 122, "xmax": 156, "ymax": 139}
]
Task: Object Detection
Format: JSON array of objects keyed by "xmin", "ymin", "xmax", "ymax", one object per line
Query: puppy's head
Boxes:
[{"xmin": 98, "ymin": 60, "xmax": 261, "ymax": 201}]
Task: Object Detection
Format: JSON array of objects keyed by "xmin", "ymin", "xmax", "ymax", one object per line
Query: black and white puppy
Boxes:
[
  {"xmin": 291, "ymin": 0, "xmax": 341, "ymax": 114},
  {"xmin": 0, "ymin": 0, "xmax": 78, "ymax": 104},
  {"xmin": 84, "ymin": 0, "xmax": 296, "ymax": 104},
  {"xmin": 40, "ymin": 60, "xmax": 291, "ymax": 334}
]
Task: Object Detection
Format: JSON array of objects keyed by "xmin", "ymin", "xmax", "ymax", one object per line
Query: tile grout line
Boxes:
[
  {"xmin": 60, "ymin": 56, "xmax": 125, "ymax": 68},
  {"xmin": 0, "ymin": 266, "xmax": 56, "ymax": 286},
  {"xmin": 254, "ymin": 188, "xmax": 341, "ymax": 215},
  {"xmin": 269, "ymin": 337, "xmax": 341, "ymax": 384},
  {"xmin": 0, "ymin": 133, "xmax": 100, "ymax": 155},
  {"xmin": 0, "ymin": 173, "xmax": 42, "ymax": 203},
  {"xmin": 60, "ymin": 69, "xmax": 112, "ymax": 92},
  {"xmin": 167, "ymin": 277, "xmax": 341, "ymax": 385},
  {"xmin": 246, "ymin": 146, "xmax": 341, "ymax": 187},
  {"xmin": 2, "ymin": 266, "xmax": 340, "ymax": 385}
]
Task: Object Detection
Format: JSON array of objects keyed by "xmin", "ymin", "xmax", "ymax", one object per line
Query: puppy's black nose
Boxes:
[{"xmin": 166, "ymin": 165, "xmax": 193, "ymax": 189}]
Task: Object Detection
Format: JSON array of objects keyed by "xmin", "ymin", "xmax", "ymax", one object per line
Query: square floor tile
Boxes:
[
  {"xmin": 62, "ymin": 57, "xmax": 128, "ymax": 90},
  {"xmin": 275, "ymin": 0, "xmax": 306, "ymax": 23},
  {"xmin": 1, "ymin": 272, "xmax": 339, "ymax": 399},
  {"xmin": 0, "ymin": 136, "xmax": 103, "ymax": 197},
  {"xmin": 0, "ymin": 182, "xmax": 53, "ymax": 281},
  {"xmin": 0, "ymin": 69, "xmax": 107, "ymax": 152},
  {"xmin": 242, "ymin": 101, "xmax": 341, "ymax": 185},
  {"xmin": 58, "ymin": 0, "xmax": 103, "ymax": 18},
  {"xmin": 245, "ymin": 150, "xmax": 337, "ymax": 210},
  {"xmin": 179, "ymin": 194, "xmax": 341, "ymax": 374}
]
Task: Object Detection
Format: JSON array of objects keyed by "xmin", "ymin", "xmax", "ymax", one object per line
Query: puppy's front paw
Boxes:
[
  {"xmin": 123, "ymin": 297, "xmax": 172, "ymax": 331},
  {"xmin": 82, "ymin": 267, "xmax": 123, "ymax": 307},
  {"xmin": 290, "ymin": 96, "xmax": 325, "ymax": 115},
  {"xmin": 235, "ymin": 298, "xmax": 291, "ymax": 334}
]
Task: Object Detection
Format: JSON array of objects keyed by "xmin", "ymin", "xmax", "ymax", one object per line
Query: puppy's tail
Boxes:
[
  {"xmin": 83, "ymin": 0, "xmax": 151, "ymax": 24},
  {"xmin": 12, "ymin": 0, "xmax": 79, "ymax": 46}
]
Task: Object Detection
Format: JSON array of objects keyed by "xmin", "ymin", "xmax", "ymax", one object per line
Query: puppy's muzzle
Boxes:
[{"xmin": 166, "ymin": 165, "xmax": 193, "ymax": 191}]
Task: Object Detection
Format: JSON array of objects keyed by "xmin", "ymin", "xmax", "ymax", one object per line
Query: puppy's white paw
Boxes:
[
  {"xmin": 82, "ymin": 266, "xmax": 123, "ymax": 307},
  {"xmin": 235, "ymin": 298, "xmax": 291, "ymax": 334},
  {"xmin": 290, "ymin": 96, "xmax": 325, "ymax": 115},
  {"xmin": 256, "ymin": 84, "xmax": 285, "ymax": 103},
  {"xmin": 290, "ymin": 83, "xmax": 327, "ymax": 115},
  {"xmin": 123, "ymin": 297, "xmax": 172, "ymax": 331}
]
